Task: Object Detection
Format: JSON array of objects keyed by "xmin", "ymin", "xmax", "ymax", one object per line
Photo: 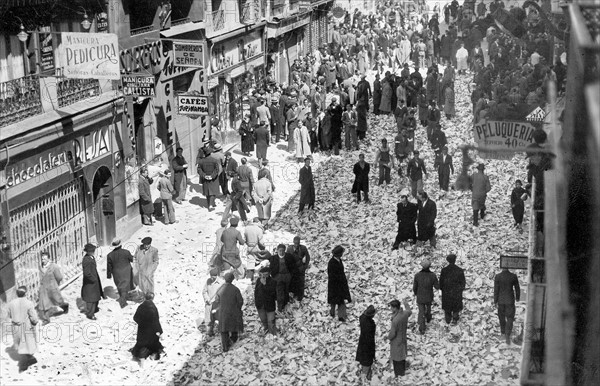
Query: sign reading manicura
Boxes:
[{"xmin": 59, "ymin": 33, "xmax": 120, "ymax": 80}]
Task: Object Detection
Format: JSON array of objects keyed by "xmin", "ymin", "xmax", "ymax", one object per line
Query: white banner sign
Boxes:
[
  {"xmin": 59, "ymin": 33, "xmax": 120, "ymax": 80},
  {"xmin": 173, "ymin": 42, "xmax": 205, "ymax": 68},
  {"xmin": 177, "ymin": 95, "xmax": 209, "ymax": 116}
]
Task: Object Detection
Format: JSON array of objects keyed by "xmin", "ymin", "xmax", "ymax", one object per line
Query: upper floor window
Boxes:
[{"xmin": 129, "ymin": 0, "xmax": 156, "ymax": 34}]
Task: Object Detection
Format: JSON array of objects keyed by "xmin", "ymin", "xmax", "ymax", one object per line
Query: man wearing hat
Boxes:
[
  {"xmin": 407, "ymin": 151, "xmax": 427, "ymax": 198},
  {"xmin": 386, "ymin": 298, "xmax": 412, "ymax": 377},
  {"xmin": 221, "ymin": 151, "xmax": 238, "ymax": 197},
  {"xmin": 202, "ymin": 267, "xmax": 224, "ymax": 336},
  {"xmin": 256, "ymin": 97, "xmax": 271, "ymax": 128},
  {"xmin": 158, "ymin": 169, "xmax": 177, "ymax": 224},
  {"xmin": 440, "ymin": 254, "xmax": 466, "ymax": 325},
  {"xmin": 287, "ymin": 236, "xmax": 311, "ymax": 302},
  {"xmin": 171, "ymin": 147, "xmax": 188, "ymax": 204},
  {"xmin": 138, "ymin": 168, "xmax": 154, "ymax": 226},
  {"xmin": 269, "ymin": 96, "xmax": 283, "ymax": 143},
  {"xmin": 298, "ymin": 157, "xmax": 315, "ymax": 214},
  {"xmin": 437, "ymin": 146, "xmax": 454, "ymax": 192},
  {"xmin": 392, "ymin": 190, "xmax": 418, "ymax": 249},
  {"xmin": 107, "ymin": 238, "xmax": 134, "ymax": 308},
  {"xmin": 134, "ymin": 237, "xmax": 159, "ymax": 297},
  {"xmin": 254, "ymin": 266, "xmax": 277, "ymax": 335},
  {"xmin": 198, "ymin": 146, "xmax": 221, "ymax": 211},
  {"xmin": 215, "ymin": 272, "xmax": 244, "ymax": 352},
  {"xmin": 494, "ymin": 267, "xmax": 520, "ymax": 345},
  {"xmin": 356, "ymin": 305, "xmax": 377, "ymax": 383},
  {"xmin": 413, "ymin": 259, "xmax": 440, "ymax": 334},
  {"xmin": 81, "ymin": 244, "xmax": 104, "ymax": 320},
  {"xmin": 7, "ymin": 285, "xmax": 39, "ymax": 372},
  {"xmin": 470, "ymin": 163, "xmax": 491, "ymax": 226},
  {"xmin": 254, "ymin": 121, "xmax": 270, "ymax": 166},
  {"xmin": 221, "ymin": 217, "xmax": 246, "ymax": 275},
  {"xmin": 327, "ymin": 245, "xmax": 351, "ymax": 322},
  {"xmin": 239, "ymin": 113, "xmax": 255, "ymax": 157}
]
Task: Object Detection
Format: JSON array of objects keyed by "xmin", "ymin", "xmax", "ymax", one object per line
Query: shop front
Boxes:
[
  {"xmin": 309, "ymin": 1, "xmax": 334, "ymax": 53},
  {"xmin": 207, "ymin": 27, "xmax": 266, "ymax": 142},
  {"xmin": 267, "ymin": 14, "xmax": 310, "ymax": 85},
  {"xmin": 0, "ymin": 99, "xmax": 125, "ymax": 302}
]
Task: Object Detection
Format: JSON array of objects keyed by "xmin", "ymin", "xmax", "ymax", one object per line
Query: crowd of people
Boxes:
[{"xmin": 6, "ymin": 0, "xmax": 556, "ymax": 380}]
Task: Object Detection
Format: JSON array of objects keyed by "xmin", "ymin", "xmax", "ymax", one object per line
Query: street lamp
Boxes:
[
  {"xmin": 15, "ymin": 17, "xmax": 28, "ymax": 42},
  {"xmin": 79, "ymin": 7, "xmax": 91, "ymax": 30}
]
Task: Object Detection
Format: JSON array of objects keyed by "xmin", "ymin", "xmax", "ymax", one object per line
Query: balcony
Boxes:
[
  {"xmin": 271, "ymin": 0, "xmax": 300, "ymax": 19},
  {"xmin": 0, "ymin": 75, "xmax": 43, "ymax": 129},
  {"xmin": 240, "ymin": 0, "xmax": 266, "ymax": 24},
  {"xmin": 211, "ymin": 9, "xmax": 225, "ymax": 31},
  {"xmin": 57, "ymin": 78, "xmax": 101, "ymax": 108}
]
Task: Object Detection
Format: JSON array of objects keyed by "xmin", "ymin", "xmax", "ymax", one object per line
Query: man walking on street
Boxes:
[
  {"xmin": 254, "ymin": 266, "xmax": 277, "ymax": 335},
  {"xmin": 416, "ymin": 191, "xmax": 437, "ymax": 248},
  {"xmin": 470, "ymin": 163, "xmax": 491, "ymax": 226},
  {"xmin": 171, "ymin": 147, "xmax": 188, "ymax": 204},
  {"xmin": 392, "ymin": 190, "xmax": 418, "ymax": 249},
  {"xmin": 407, "ymin": 151, "xmax": 428, "ymax": 198},
  {"xmin": 7, "ymin": 286, "xmax": 39, "ymax": 372},
  {"xmin": 386, "ymin": 298, "xmax": 412, "ymax": 378},
  {"xmin": 81, "ymin": 243, "xmax": 104, "ymax": 320},
  {"xmin": 299, "ymin": 157, "xmax": 316, "ymax": 213},
  {"xmin": 287, "ymin": 236, "xmax": 311, "ymax": 302},
  {"xmin": 494, "ymin": 268, "xmax": 520, "ymax": 345},
  {"xmin": 439, "ymin": 254, "xmax": 466, "ymax": 325},
  {"xmin": 352, "ymin": 153, "xmax": 370, "ymax": 203},
  {"xmin": 158, "ymin": 170, "xmax": 177, "ymax": 224},
  {"xmin": 107, "ymin": 238, "xmax": 134, "ymax": 308},
  {"xmin": 215, "ymin": 272, "xmax": 244, "ymax": 352},
  {"xmin": 328, "ymin": 245, "xmax": 352, "ymax": 322},
  {"xmin": 271, "ymin": 244, "xmax": 296, "ymax": 313},
  {"xmin": 413, "ymin": 259, "xmax": 439, "ymax": 334},
  {"xmin": 134, "ymin": 237, "xmax": 159, "ymax": 297},
  {"xmin": 356, "ymin": 305, "xmax": 377, "ymax": 383}
]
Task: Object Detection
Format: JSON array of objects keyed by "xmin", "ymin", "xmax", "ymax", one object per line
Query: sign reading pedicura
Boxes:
[
  {"xmin": 173, "ymin": 42, "xmax": 205, "ymax": 68},
  {"xmin": 59, "ymin": 33, "xmax": 120, "ymax": 80},
  {"xmin": 177, "ymin": 95, "xmax": 209, "ymax": 116},
  {"xmin": 473, "ymin": 120, "xmax": 537, "ymax": 160},
  {"xmin": 122, "ymin": 75, "xmax": 156, "ymax": 97}
]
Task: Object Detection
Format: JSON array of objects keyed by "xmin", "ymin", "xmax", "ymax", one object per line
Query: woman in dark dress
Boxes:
[
  {"xmin": 131, "ymin": 293, "xmax": 164, "ymax": 365},
  {"xmin": 356, "ymin": 305, "xmax": 376, "ymax": 383}
]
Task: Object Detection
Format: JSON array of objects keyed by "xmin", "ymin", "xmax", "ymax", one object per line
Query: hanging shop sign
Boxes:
[
  {"xmin": 210, "ymin": 31, "xmax": 263, "ymax": 75},
  {"xmin": 120, "ymin": 41, "xmax": 163, "ymax": 75},
  {"xmin": 526, "ymin": 106, "xmax": 546, "ymax": 122},
  {"xmin": 500, "ymin": 255, "xmax": 528, "ymax": 270},
  {"xmin": 39, "ymin": 31, "xmax": 55, "ymax": 72},
  {"xmin": 473, "ymin": 120, "xmax": 537, "ymax": 160},
  {"xmin": 96, "ymin": 12, "xmax": 108, "ymax": 33},
  {"xmin": 122, "ymin": 75, "xmax": 156, "ymax": 97},
  {"xmin": 177, "ymin": 94, "xmax": 209, "ymax": 116},
  {"xmin": 173, "ymin": 41, "xmax": 205, "ymax": 68},
  {"xmin": 59, "ymin": 33, "xmax": 120, "ymax": 80}
]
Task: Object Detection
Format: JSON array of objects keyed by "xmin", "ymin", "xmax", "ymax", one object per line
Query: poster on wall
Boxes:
[
  {"xmin": 473, "ymin": 120, "xmax": 537, "ymax": 160},
  {"xmin": 39, "ymin": 31, "xmax": 55, "ymax": 72},
  {"xmin": 173, "ymin": 42, "xmax": 205, "ymax": 68},
  {"xmin": 59, "ymin": 32, "xmax": 120, "ymax": 80}
]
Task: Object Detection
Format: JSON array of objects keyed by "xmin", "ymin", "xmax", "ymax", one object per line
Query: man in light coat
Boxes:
[
  {"xmin": 134, "ymin": 237, "xmax": 159, "ymax": 296},
  {"xmin": 252, "ymin": 169, "xmax": 273, "ymax": 228},
  {"xmin": 386, "ymin": 298, "xmax": 412, "ymax": 378},
  {"xmin": 202, "ymin": 267, "xmax": 224, "ymax": 336},
  {"xmin": 7, "ymin": 286, "xmax": 39, "ymax": 372},
  {"xmin": 158, "ymin": 169, "xmax": 177, "ymax": 224},
  {"xmin": 470, "ymin": 163, "xmax": 492, "ymax": 226}
]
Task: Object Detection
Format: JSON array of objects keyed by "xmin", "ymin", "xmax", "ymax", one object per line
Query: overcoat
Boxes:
[
  {"xmin": 131, "ymin": 299, "xmax": 163, "ymax": 358},
  {"xmin": 299, "ymin": 166, "xmax": 315, "ymax": 206},
  {"xmin": 388, "ymin": 309, "xmax": 411, "ymax": 361},
  {"xmin": 239, "ymin": 120, "xmax": 255, "ymax": 153},
  {"xmin": 198, "ymin": 155, "xmax": 221, "ymax": 196},
  {"xmin": 38, "ymin": 262, "xmax": 65, "ymax": 311},
  {"xmin": 216, "ymin": 283, "xmax": 244, "ymax": 332},
  {"xmin": 379, "ymin": 80, "xmax": 393, "ymax": 113},
  {"xmin": 138, "ymin": 176, "xmax": 154, "ymax": 215},
  {"xmin": 356, "ymin": 313, "xmax": 376, "ymax": 366},
  {"xmin": 440, "ymin": 263, "xmax": 466, "ymax": 312},
  {"xmin": 396, "ymin": 202, "xmax": 418, "ymax": 242},
  {"xmin": 107, "ymin": 247, "xmax": 134, "ymax": 294},
  {"xmin": 353, "ymin": 161, "xmax": 370, "ymax": 193},
  {"xmin": 327, "ymin": 257, "xmax": 351, "ymax": 304},
  {"xmin": 417, "ymin": 199, "xmax": 437, "ymax": 241},
  {"xmin": 7, "ymin": 297, "xmax": 39, "ymax": 354},
  {"xmin": 135, "ymin": 245, "xmax": 159, "ymax": 295},
  {"xmin": 81, "ymin": 254, "xmax": 104, "ymax": 302},
  {"xmin": 471, "ymin": 172, "xmax": 491, "ymax": 210}
]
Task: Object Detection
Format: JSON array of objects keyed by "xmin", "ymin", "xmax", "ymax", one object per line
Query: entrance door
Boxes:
[{"xmin": 92, "ymin": 166, "xmax": 116, "ymax": 246}]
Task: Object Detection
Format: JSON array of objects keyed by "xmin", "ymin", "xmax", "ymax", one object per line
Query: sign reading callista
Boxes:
[
  {"xmin": 59, "ymin": 32, "xmax": 120, "ymax": 80},
  {"xmin": 122, "ymin": 75, "xmax": 156, "ymax": 97},
  {"xmin": 472, "ymin": 120, "xmax": 537, "ymax": 160}
]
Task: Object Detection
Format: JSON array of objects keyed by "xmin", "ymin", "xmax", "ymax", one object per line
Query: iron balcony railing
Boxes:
[
  {"xmin": 130, "ymin": 25, "xmax": 155, "ymax": 36},
  {"xmin": 0, "ymin": 75, "xmax": 43, "ymax": 128}
]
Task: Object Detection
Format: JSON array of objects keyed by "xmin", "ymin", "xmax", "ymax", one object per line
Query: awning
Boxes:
[
  {"xmin": 160, "ymin": 22, "xmax": 206, "ymax": 38},
  {"xmin": 267, "ymin": 15, "xmax": 311, "ymax": 38}
]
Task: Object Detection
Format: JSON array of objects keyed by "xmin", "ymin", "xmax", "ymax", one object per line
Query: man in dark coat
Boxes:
[
  {"xmin": 269, "ymin": 97, "xmax": 283, "ymax": 143},
  {"xmin": 328, "ymin": 98, "xmax": 344, "ymax": 155},
  {"xmin": 215, "ymin": 272, "xmax": 244, "ymax": 352},
  {"xmin": 131, "ymin": 292, "xmax": 164, "ymax": 362},
  {"xmin": 494, "ymin": 268, "xmax": 520, "ymax": 345},
  {"xmin": 413, "ymin": 259, "xmax": 440, "ymax": 334},
  {"xmin": 407, "ymin": 151, "xmax": 428, "ymax": 198},
  {"xmin": 170, "ymin": 147, "xmax": 188, "ymax": 204},
  {"xmin": 416, "ymin": 191, "xmax": 437, "ymax": 248},
  {"xmin": 270, "ymin": 244, "xmax": 297, "ymax": 312},
  {"xmin": 327, "ymin": 245, "xmax": 351, "ymax": 322},
  {"xmin": 81, "ymin": 243, "xmax": 104, "ymax": 320},
  {"xmin": 239, "ymin": 114, "xmax": 254, "ymax": 156},
  {"xmin": 253, "ymin": 122, "xmax": 270, "ymax": 166},
  {"xmin": 356, "ymin": 305, "xmax": 376, "ymax": 382},
  {"xmin": 356, "ymin": 75, "xmax": 371, "ymax": 107},
  {"xmin": 510, "ymin": 179, "xmax": 527, "ymax": 231},
  {"xmin": 107, "ymin": 238, "xmax": 134, "ymax": 308},
  {"xmin": 287, "ymin": 236, "xmax": 311, "ymax": 302},
  {"xmin": 392, "ymin": 191, "xmax": 418, "ymax": 249},
  {"xmin": 138, "ymin": 168, "xmax": 154, "ymax": 226},
  {"xmin": 198, "ymin": 148, "xmax": 221, "ymax": 210},
  {"xmin": 372, "ymin": 74, "xmax": 382, "ymax": 115},
  {"xmin": 470, "ymin": 163, "xmax": 492, "ymax": 226},
  {"xmin": 352, "ymin": 153, "xmax": 370, "ymax": 203},
  {"xmin": 237, "ymin": 157, "xmax": 254, "ymax": 204},
  {"xmin": 254, "ymin": 266, "xmax": 277, "ymax": 335},
  {"xmin": 220, "ymin": 151, "xmax": 238, "ymax": 197},
  {"xmin": 439, "ymin": 254, "xmax": 466, "ymax": 325},
  {"xmin": 298, "ymin": 157, "xmax": 315, "ymax": 213},
  {"xmin": 437, "ymin": 146, "xmax": 454, "ymax": 192}
]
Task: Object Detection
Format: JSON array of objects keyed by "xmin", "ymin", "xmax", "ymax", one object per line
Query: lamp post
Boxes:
[
  {"xmin": 79, "ymin": 6, "xmax": 92, "ymax": 30},
  {"xmin": 14, "ymin": 17, "xmax": 30, "ymax": 75}
]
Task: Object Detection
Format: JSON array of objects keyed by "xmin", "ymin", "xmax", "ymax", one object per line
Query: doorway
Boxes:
[{"xmin": 92, "ymin": 166, "xmax": 116, "ymax": 246}]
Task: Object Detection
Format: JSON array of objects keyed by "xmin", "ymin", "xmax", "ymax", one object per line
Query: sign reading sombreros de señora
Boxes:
[
  {"xmin": 473, "ymin": 120, "xmax": 537, "ymax": 160},
  {"xmin": 173, "ymin": 41, "xmax": 205, "ymax": 68},
  {"xmin": 59, "ymin": 32, "xmax": 120, "ymax": 80}
]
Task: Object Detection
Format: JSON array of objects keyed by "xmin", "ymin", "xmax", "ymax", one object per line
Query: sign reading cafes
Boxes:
[
  {"xmin": 173, "ymin": 42, "xmax": 205, "ymax": 68},
  {"xmin": 177, "ymin": 94, "xmax": 209, "ymax": 116},
  {"xmin": 473, "ymin": 120, "xmax": 537, "ymax": 160},
  {"xmin": 59, "ymin": 32, "xmax": 120, "ymax": 80},
  {"xmin": 122, "ymin": 75, "xmax": 156, "ymax": 97}
]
